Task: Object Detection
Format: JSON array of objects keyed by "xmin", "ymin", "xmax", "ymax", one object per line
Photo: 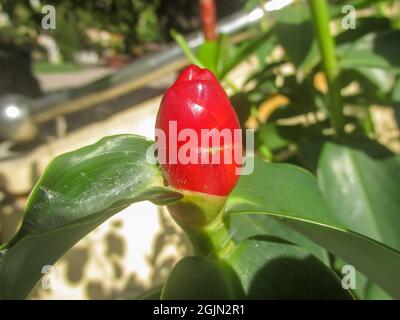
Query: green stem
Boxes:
[
  {"xmin": 363, "ymin": 106, "xmax": 375, "ymax": 138},
  {"xmin": 166, "ymin": 189, "xmax": 236, "ymax": 259},
  {"xmin": 184, "ymin": 211, "xmax": 236, "ymax": 259},
  {"xmin": 309, "ymin": 0, "xmax": 344, "ymax": 135}
]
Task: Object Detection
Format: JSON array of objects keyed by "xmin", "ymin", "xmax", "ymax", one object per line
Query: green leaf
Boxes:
[
  {"xmin": 338, "ymin": 31, "xmax": 400, "ymax": 71},
  {"xmin": 197, "ymin": 40, "xmax": 219, "ymax": 76},
  {"xmin": 225, "ymin": 158, "xmax": 400, "ymax": 299},
  {"xmin": 318, "ymin": 139, "xmax": 400, "ymax": 251},
  {"xmin": 137, "ymin": 286, "xmax": 163, "ymax": 300},
  {"xmin": 0, "ymin": 135, "xmax": 182, "ymax": 300},
  {"xmin": 161, "ymin": 257, "xmax": 244, "ymax": 300},
  {"xmin": 274, "ymin": 4, "xmax": 319, "ymax": 77},
  {"xmin": 356, "ymin": 270, "xmax": 392, "ymax": 300},
  {"xmin": 392, "ymin": 76, "xmax": 400, "ymax": 102},
  {"xmin": 334, "ymin": 257, "xmax": 391, "ymax": 300},
  {"xmin": 170, "ymin": 29, "xmax": 268, "ymax": 80},
  {"xmin": 244, "ymin": 61, "xmax": 283, "ymax": 87},
  {"xmin": 227, "ymin": 159, "xmax": 343, "ymax": 228},
  {"xmin": 170, "ymin": 30, "xmax": 203, "ymax": 67},
  {"xmin": 329, "ymin": 0, "xmax": 390, "ymax": 17},
  {"xmin": 335, "ymin": 17, "xmax": 392, "ymax": 46},
  {"xmin": 342, "ymin": 67, "xmax": 396, "ymax": 99},
  {"xmin": 219, "ymin": 30, "xmax": 275, "ymax": 79},
  {"xmin": 278, "ymin": 76, "xmax": 318, "ymax": 116},
  {"xmin": 226, "ymin": 236, "xmax": 353, "ymax": 299},
  {"xmin": 363, "ymin": 280, "xmax": 392, "ymax": 300},
  {"xmin": 256, "ymin": 123, "xmax": 290, "ymax": 152},
  {"xmin": 255, "ymin": 33, "xmax": 278, "ymax": 67},
  {"xmin": 229, "ymin": 215, "xmax": 329, "ymax": 265}
]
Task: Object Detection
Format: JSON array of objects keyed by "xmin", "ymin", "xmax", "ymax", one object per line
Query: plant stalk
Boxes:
[
  {"xmin": 166, "ymin": 189, "xmax": 236, "ymax": 259},
  {"xmin": 184, "ymin": 210, "xmax": 236, "ymax": 259},
  {"xmin": 363, "ymin": 106, "xmax": 375, "ymax": 138},
  {"xmin": 309, "ymin": 0, "xmax": 344, "ymax": 135},
  {"xmin": 200, "ymin": 0, "xmax": 218, "ymax": 41}
]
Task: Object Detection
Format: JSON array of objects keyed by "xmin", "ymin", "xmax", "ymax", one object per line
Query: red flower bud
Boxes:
[{"xmin": 155, "ymin": 65, "xmax": 242, "ymax": 197}]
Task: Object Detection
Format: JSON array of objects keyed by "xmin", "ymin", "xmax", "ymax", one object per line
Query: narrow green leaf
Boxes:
[
  {"xmin": 338, "ymin": 31, "xmax": 400, "ymax": 71},
  {"xmin": 219, "ymin": 30, "xmax": 274, "ymax": 79},
  {"xmin": 170, "ymin": 30, "xmax": 204, "ymax": 67},
  {"xmin": 197, "ymin": 41, "xmax": 219, "ymax": 76}
]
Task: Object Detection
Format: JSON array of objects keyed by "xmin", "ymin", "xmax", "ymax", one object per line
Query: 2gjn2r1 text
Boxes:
[
  {"xmin": 153, "ymin": 304, "xmax": 245, "ymax": 317},
  {"xmin": 197, "ymin": 304, "xmax": 245, "ymax": 316}
]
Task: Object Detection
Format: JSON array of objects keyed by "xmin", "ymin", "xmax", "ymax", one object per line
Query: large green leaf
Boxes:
[
  {"xmin": 337, "ymin": 259, "xmax": 392, "ymax": 300},
  {"xmin": 0, "ymin": 135, "xmax": 182, "ymax": 300},
  {"xmin": 226, "ymin": 236, "xmax": 353, "ymax": 299},
  {"xmin": 229, "ymin": 215, "xmax": 329, "ymax": 265},
  {"xmin": 161, "ymin": 256, "xmax": 244, "ymax": 300},
  {"xmin": 225, "ymin": 158, "xmax": 400, "ymax": 299},
  {"xmin": 338, "ymin": 30, "xmax": 400, "ymax": 71},
  {"xmin": 163, "ymin": 236, "xmax": 353, "ymax": 299},
  {"xmin": 317, "ymin": 139, "xmax": 400, "ymax": 251}
]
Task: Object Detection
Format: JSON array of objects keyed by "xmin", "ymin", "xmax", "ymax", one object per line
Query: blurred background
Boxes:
[{"xmin": 0, "ymin": 0, "xmax": 399, "ymax": 299}]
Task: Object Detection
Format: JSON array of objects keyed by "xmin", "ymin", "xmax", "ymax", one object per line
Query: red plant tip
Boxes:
[{"xmin": 155, "ymin": 65, "xmax": 242, "ymax": 196}]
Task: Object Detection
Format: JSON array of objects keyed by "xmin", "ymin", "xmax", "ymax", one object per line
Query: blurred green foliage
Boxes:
[{"xmin": 0, "ymin": 0, "xmax": 247, "ymax": 60}]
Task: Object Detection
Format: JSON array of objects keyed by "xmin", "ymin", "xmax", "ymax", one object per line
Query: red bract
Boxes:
[{"xmin": 155, "ymin": 65, "xmax": 242, "ymax": 196}]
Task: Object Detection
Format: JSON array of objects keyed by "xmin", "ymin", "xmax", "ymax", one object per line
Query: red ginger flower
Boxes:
[{"xmin": 155, "ymin": 65, "xmax": 242, "ymax": 197}]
